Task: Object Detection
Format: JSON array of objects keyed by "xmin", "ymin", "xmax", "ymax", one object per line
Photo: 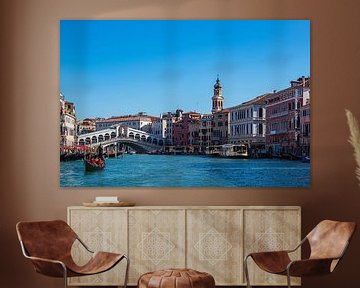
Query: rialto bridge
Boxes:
[{"xmin": 77, "ymin": 125, "xmax": 164, "ymax": 153}]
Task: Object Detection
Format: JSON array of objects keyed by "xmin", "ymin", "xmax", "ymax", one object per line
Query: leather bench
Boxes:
[{"xmin": 138, "ymin": 268, "xmax": 215, "ymax": 288}]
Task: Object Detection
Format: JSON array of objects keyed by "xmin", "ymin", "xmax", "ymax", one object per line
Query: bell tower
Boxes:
[{"xmin": 211, "ymin": 75, "xmax": 224, "ymax": 113}]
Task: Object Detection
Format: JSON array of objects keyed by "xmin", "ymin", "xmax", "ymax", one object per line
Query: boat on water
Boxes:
[
  {"xmin": 205, "ymin": 145, "xmax": 222, "ymax": 156},
  {"xmin": 220, "ymin": 144, "xmax": 248, "ymax": 158},
  {"xmin": 84, "ymin": 156, "xmax": 105, "ymax": 171},
  {"xmin": 302, "ymin": 155, "xmax": 310, "ymax": 163}
]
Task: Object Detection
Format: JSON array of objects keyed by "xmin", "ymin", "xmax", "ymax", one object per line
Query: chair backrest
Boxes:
[
  {"xmin": 16, "ymin": 220, "xmax": 77, "ymax": 261},
  {"xmin": 307, "ymin": 220, "xmax": 356, "ymax": 261}
]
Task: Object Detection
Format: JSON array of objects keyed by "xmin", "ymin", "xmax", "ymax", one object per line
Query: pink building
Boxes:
[
  {"xmin": 300, "ymin": 101, "xmax": 310, "ymax": 157},
  {"xmin": 265, "ymin": 76, "xmax": 310, "ymax": 158},
  {"xmin": 173, "ymin": 112, "xmax": 201, "ymax": 150}
]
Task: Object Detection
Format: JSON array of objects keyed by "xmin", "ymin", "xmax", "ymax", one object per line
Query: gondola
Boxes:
[{"xmin": 84, "ymin": 156, "xmax": 105, "ymax": 171}]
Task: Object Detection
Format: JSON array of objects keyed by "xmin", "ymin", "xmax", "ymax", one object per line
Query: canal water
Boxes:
[{"xmin": 60, "ymin": 154, "xmax": 310, "ymax": 188}]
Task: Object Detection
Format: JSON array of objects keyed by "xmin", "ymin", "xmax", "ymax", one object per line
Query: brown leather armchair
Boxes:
[
  {"xmin": 244, "ymin": 220, "xmax": 356, "ymax": 288},
  {"xmin": 16, "ymin": 220, "xmax": 129, "ymax": 288}
]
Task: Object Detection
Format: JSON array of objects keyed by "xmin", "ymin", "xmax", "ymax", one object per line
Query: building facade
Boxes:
[
  {"xmin": 151, "ymin": 117, "xmax": 166, "ymax": 140},
  {"xmin": 173, "ymin": 112, "xmax": 201, "ymax": 149},
  {"xmin": 228, "ymin": 94, "xmax": 268, "ymax": 152},
  {"xmin": 265, "ymin": 76, "xmax": 310, "ymax": 158},
  {"xmin": 77, "ymin": 118, "xmax": 96, "ymax": 135},
  {"xmin": 300, "ymin": 101, "xmax": 310, "ymax": 157},
  {"xmin": 60, "ymin": 93, "xmax": 77, "ymax": 147},
  {"xmin": 212, "ymin": 109, "xmax": 230, "ymax": 145},
  {"xmin": 161, "ymin": 110, "xmax": 183, "ymax": 146},
  {"xmin": 198, "ymin": 114, "xmax": 213, "ymax": 152},
  {"xmin": 96, "ymin": 113, "xmax": 155, "ymax": 132}
]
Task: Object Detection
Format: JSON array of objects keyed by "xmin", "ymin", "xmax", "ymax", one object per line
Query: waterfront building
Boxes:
[
  {"xmin": 265, "ymin": 76, "xmax": 310, "ymax": 158},
  {"xmin": 160, "ymin": 110, "xmax": 183, "ymax": 147},
  {"xmin": 60, "ymin": 93, "xmax": 77, "ymax": 147},
  {"xmin": 151, "ymin": 117, "xmax": 166, "ymax": 140},
  {"xmin": 188, "ymin": 119, "xmax": 200, "ymax": 153},
  {"xmin": 228, "ymin": 94, "xmax": 268, "ymax": 153},
  {"xmin": 95, "ymin": 113, "xmax": 156, "ymax": 132},
  {"xmin": 77, "ymin": 118, "xmax": 96, "ymax": 135},
  {"xmin": 212, "ymin": 109, "xmax": 230, "ymax": 146},
  {"xmin": 173, "ymin": 112, "xmax": 201, "ymax": 150},
  {"xmin": 198, "ymin": 114, "xmax": 213, "ymax": 152},
  {"xmin": 211, "ymin": 76, "xmax": 224, "ymax": 113},
  {"xmin": 300, "ymin": 100, "xmax": 310, "ymax": 157}
]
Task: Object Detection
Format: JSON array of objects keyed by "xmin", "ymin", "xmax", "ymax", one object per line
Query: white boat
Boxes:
[
  {"xmin": 205, "ymin": 145, "xmax": 221, "ymax": 156},
  {"xmin": 220, "ymin": 144, "xmax": 248, "ymax": 158}
]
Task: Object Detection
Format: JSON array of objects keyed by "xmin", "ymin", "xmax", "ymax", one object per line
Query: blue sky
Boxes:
[{"xmin": 60, "ymin": 20, "xmax": 310, "ymax": 119}]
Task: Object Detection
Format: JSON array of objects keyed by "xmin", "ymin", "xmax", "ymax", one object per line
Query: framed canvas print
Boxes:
[{"xmin": 60, "ymin": 20, "xmax": 310, "ymax": 187}]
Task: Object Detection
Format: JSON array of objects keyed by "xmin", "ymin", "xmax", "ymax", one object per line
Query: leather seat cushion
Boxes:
[{"xmin": 138, "ymin": 268, "xmax": 215, "ymax": 288}]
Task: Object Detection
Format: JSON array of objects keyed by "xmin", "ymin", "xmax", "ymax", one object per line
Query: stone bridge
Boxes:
[{"xmin": 77, "ymin": 125, "xmax": 164, "ymax": 153}]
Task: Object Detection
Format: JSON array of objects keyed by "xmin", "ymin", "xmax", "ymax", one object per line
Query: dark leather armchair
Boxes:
[
  {"xmin": 244, "ymin": 220, "xmax": 356, "ymax": 288},
  {"xmin": 16, "ymin": 220, "xmax": 129, "ymax": 288}
]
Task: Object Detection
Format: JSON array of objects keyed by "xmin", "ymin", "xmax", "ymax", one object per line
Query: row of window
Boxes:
[
  {"xmin": 230, "ymin": 108, "xmax": 264, "ymax": 121},
  {"xmin": 302, "ymin": 109, "xmax": 310, "ymax": 117},
  {"xmin": 268, "ymin": 100, "xmax": 302, "ymax": 117},
  {"xmin": 230, "ymin": 123, "xmax": 264, "ymax": 136},
  {"xmin": 268, "ymin": 117, "xmax": 302, "ymax": 133}
]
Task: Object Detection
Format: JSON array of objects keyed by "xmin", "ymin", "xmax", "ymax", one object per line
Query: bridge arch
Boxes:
[
  {"xmin": 105, "ymin": 133, "xmax": 110, "ymax": 141},
  {"xmin": 85, "ymin": 137, "xmax": 91, "ymax": 145},
  {"xmin": 98, "ymin": 135, "xmax": 104, "ymax": 142},
  {"xmin": 141, "ymin": 135, "xmax": 146, "ymax": 141},
  {"xmin": 135, "ymin": 134, "xmax": 140, "ymax": 140},
  {"xmin": 111, "ymin": 132, "xmax": 116, "ymax": 138},
  {"xmin": 91, "ymin": 136, "xmax": 97, "ymax": 144},
  {"xmin": 79, "ymin": 139, "xmax": 85, "ymax": 146},
  {"xmin": 129, "ymin": 132, "xmax": 135, "ymax": 139}
]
